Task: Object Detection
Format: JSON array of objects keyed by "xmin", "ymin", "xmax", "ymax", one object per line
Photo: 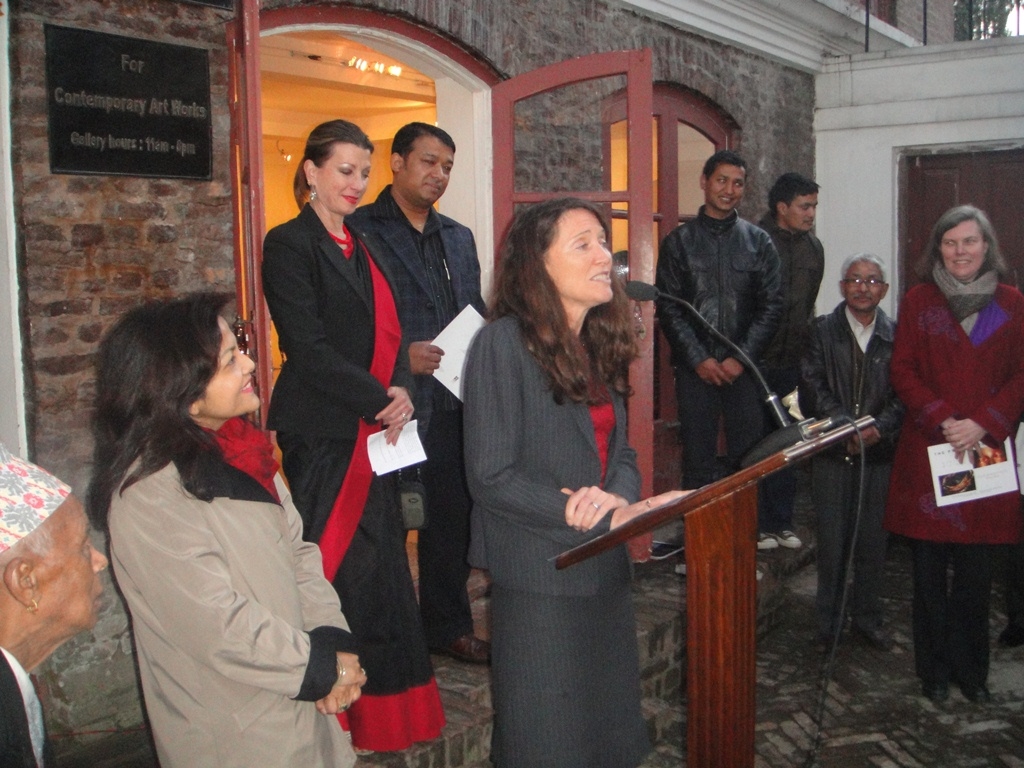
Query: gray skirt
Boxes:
[{"xmin": 489, "ymin": 579, "xmax": 650, "ymax": 768}]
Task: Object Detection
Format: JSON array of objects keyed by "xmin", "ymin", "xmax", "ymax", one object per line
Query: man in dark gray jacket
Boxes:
[
  {"xmin": 349, "ymin": 123, "xmax": 489, "ymax": 664},
  {"xmin": 655, "ymin": 150, "xmax": 782, "ymax": 490},
  {"xmin": 799, "ymin": 253, "xmax": 903, "ymax": 652},
  {"xmin": 755, "ymin": 172, "xmax": 825, "ymax": 551}
]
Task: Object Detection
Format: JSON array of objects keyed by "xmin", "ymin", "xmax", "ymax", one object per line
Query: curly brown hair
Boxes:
[{"xmin": 491, "ymin": 198, "xmax": 639, "ymax": 404}]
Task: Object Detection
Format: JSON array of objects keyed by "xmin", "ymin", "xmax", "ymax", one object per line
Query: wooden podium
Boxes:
[{"xmin": 556, "ymin": 416, "xmax": 875, "ymax": 767}]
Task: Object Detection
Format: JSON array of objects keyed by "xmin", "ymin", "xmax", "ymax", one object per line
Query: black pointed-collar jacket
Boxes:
[{"xmin": 655, "ymin": 206, "xmax": 783, "ymax": 370}]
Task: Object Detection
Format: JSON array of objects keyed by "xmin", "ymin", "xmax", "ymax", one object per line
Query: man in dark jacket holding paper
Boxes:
[{"xmin": 349, "ymin": 122, "xmax": 489, "ymax": 664}]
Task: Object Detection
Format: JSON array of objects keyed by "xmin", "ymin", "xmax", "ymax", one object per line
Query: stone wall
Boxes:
[
  {"xmin": 13, "ymin": 0, "xmax": 817, "ymax": 746},
  {"xmin": 9, "ymin": 0, "xmax": 235, "ymax": 740}
]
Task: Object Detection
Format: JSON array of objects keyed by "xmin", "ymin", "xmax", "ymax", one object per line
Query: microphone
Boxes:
[
  {"xmin": 738, "ymin": 416, "xmax": 839, "ymax": 466},
  {"xmin": 626, "ymin": 280, "xmax": 790, "ymax": 429},
  {"xmin": 625, "ymin": 280, "xmax": 835, "ymax": 466}
]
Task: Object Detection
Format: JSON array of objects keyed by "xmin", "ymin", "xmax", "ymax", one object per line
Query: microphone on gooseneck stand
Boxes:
[
  {"xmin": 625, "ymin": 280, "xmax": 791, "ymax": 428},
  {"xmin": 625, "ymin": 280, "xmax": 837, "ymax": 467}
]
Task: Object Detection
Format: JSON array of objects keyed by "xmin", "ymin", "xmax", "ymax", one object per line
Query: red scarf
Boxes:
[
  {"xmin": 212, "ymin": 417, "xmax": 281, "ymax": 502},
  {"xmin": 318, "ymin": 240, "xmax": 402, "ymax": 583}
]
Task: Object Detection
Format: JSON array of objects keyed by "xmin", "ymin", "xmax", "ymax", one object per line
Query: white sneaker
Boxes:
[
  {"xmin": 757, "ymin": 532, "xmax": 779, "ymax": 550},
  {"xmin": 774, "ymin": 530, "xmax": 802, "ymax": 549}
]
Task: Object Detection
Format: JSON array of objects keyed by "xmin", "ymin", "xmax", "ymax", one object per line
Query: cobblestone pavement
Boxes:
[
  {"xmin": 750, "ymin": 537, "xmax": 1024, "ymax": 767},
  {"xmin": 635, "ymin": 537, "xmax": 1024, "ymax": 768}
]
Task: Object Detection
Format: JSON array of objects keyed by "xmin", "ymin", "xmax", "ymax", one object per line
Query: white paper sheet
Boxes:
[
  {"xmin": 927, "ymin": 436, "xmax": 1018, "ymax": 507},
  {"xmin": 431, "ymin": 305, "xmax": 485, "ymax": 400},
  {"xmin": 367, "ymin": 419, "xmax": 427, "ymax": 475},
  {"xmin": 1016, "ymin": 423, "xmax": 1024, "ymax": 494}
]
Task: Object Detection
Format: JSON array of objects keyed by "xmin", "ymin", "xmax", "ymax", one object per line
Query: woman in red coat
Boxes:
[{"xmin": 886, "ymin": 205, "xmax": 1024, "ymax": 704}]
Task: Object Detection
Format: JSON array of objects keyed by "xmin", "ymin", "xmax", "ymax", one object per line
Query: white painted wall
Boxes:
[
  {"xmin": 0, "ymin": 14, "xmax": 28, "ymax": 456},
  {"xmin": 434, "ymin": 77, "xmax": 494, "ymax": 299},
  {"xmin": 621, "ymin": 0, "xmax": 918, "ymax": 73},
  {"xmin": 814, "ymin": 36, "xmax": 1024, "ymax": 315}
]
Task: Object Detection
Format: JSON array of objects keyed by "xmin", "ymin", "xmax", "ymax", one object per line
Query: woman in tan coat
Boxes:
[{"xmin": 87, "ymin": 293, "xmax": 366, "ymax": 768}]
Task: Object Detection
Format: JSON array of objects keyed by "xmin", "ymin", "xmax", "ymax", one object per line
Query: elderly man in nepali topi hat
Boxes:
[{"xmin": 0, "ymin": 443, "xmax": 108, "ymax": 768}]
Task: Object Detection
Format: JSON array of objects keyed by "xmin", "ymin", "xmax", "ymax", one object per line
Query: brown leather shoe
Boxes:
[{"xmin": 431, "ymin": 633, "xmax": 491, "ymax": 664}]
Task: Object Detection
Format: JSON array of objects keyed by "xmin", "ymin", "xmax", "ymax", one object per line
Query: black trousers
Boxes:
[
  {"xmin": 812, "ymin": 457, "xmax": 890, "ymax": 636},
  {"xmin": 675, "ymin": 363, "xmax": 766, "ymax": 488},
  {"xmin": 910, "ymin": 539, "xmax": 995, "ymax": 690},
  {"xmin": 758, "ymin": 366, "xmax": 799, "ymax": 533},
  {"xmin": 1004, "ymin": 540, "xmax": 1024, "ymax": 630},
  {"xmin": 417, "ymin": 408, "xmax": 475, "ymax": 647}
]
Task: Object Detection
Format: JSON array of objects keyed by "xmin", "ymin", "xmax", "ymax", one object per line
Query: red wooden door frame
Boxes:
[
  {"xmin": 228, "ymin": 0, "xmax": 271, "ymax": 421},
  {"xmin": 901, "ymin": 147, "xmax": 1024, "ymax": 294},
  {"xmin": 602, "ymin": 83, "xmax": 740, "ymax": 488},
  {"xmin": 491, "ymin": 50, "xmax": 656, "ymax": 496}
]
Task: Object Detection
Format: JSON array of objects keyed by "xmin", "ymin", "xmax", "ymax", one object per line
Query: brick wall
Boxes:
[
  {"xmin": 9, "ymin": 0, "xmax": 235, "ymax": 738},
  {"xmin": 894, "ymin": 0, "xmax": 956, "ymax": 43}
]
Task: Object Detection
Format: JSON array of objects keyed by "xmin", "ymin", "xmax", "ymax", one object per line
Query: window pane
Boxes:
[
  {"xmin": 512, "ymin": 75, "xmax": 627, "ymax": 194},
  {"xmin": 677, "ymin": 122, "xmax": 713, "ymax": 221}
]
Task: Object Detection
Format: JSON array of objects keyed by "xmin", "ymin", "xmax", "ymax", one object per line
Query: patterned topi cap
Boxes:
[{"xmin": 0, "ymin": 443, "xmax": 71, "ymax": 554}]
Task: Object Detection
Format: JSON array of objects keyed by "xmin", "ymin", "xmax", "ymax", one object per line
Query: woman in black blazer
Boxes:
[
  {"xmin": 262, "ymin": 120, "xmax": 443, "ymax": 752},
  {"xmin": 463, "ymin": 198, "xmax": 684, "ymax": 768}
]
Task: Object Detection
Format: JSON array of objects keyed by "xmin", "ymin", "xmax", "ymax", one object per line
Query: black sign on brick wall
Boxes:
[{"xmin": 45, "ymin": 25, "xmax": 213, "ymax": 180}]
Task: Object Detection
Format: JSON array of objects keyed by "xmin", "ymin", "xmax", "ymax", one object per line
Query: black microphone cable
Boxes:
[{"xmin": 801, "ymin": 414, "xmax": 868, "ymax": 768}]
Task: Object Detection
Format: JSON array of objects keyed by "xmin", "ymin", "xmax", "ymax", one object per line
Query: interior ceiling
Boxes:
[{"xmin": 261, "ymin": 31, "xmax": 436, "ymax": 138}]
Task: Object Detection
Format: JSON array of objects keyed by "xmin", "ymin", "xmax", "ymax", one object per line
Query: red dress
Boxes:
[{"xmin": 318, "ymin": 228, "xmax": 444, "ymax": 751}]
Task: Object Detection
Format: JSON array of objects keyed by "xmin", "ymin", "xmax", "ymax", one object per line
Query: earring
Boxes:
[
  {"xmin": 26, "ymin": 598, "xmax": 38, "ymax": 613},
  {"xmin": 309, "ymin": 186, "xmax": 318, "ymax": 202}
]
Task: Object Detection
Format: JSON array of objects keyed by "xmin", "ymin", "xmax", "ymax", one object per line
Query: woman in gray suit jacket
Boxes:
[{"xmin": 464, "ymin": 198, "xmax": 682, "ymax": 768}]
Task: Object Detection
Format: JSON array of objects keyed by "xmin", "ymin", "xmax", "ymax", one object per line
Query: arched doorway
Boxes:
[
  {"xmin": 231, "ymin": 7, "xmax": 658, "ymax": 494},
  {"xmin": 231, "ymin": 5, "xmax": 500, "ymax": 404}
]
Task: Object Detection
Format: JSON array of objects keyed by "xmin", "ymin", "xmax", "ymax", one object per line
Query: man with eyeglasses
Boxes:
[
  {"xmin": 799, "ymin": 253, "xmax": 904, "ymax": 652},
  {"xmin": 755, "ymin": 173, "xmax": 825, "ymax": 552}
]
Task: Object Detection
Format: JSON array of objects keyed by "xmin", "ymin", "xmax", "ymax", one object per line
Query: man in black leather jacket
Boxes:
[
  {"xmin": 655, "ymin": 150, "xmax": 782, "ymax": 490},
  {"xmin": 799, "ymin": 253, "xmax": 903, "ymax": 652}
]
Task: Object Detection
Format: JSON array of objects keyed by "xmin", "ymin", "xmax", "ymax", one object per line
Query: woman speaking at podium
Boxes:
[{"xmin": 464, "ymin": 198, "xmax": 680, "ymax": 768}]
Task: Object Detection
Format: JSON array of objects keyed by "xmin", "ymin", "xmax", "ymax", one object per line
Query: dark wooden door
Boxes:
[{"xmin": 903, "ymin": 148, "xmax": 1024, "ymax": 292}]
